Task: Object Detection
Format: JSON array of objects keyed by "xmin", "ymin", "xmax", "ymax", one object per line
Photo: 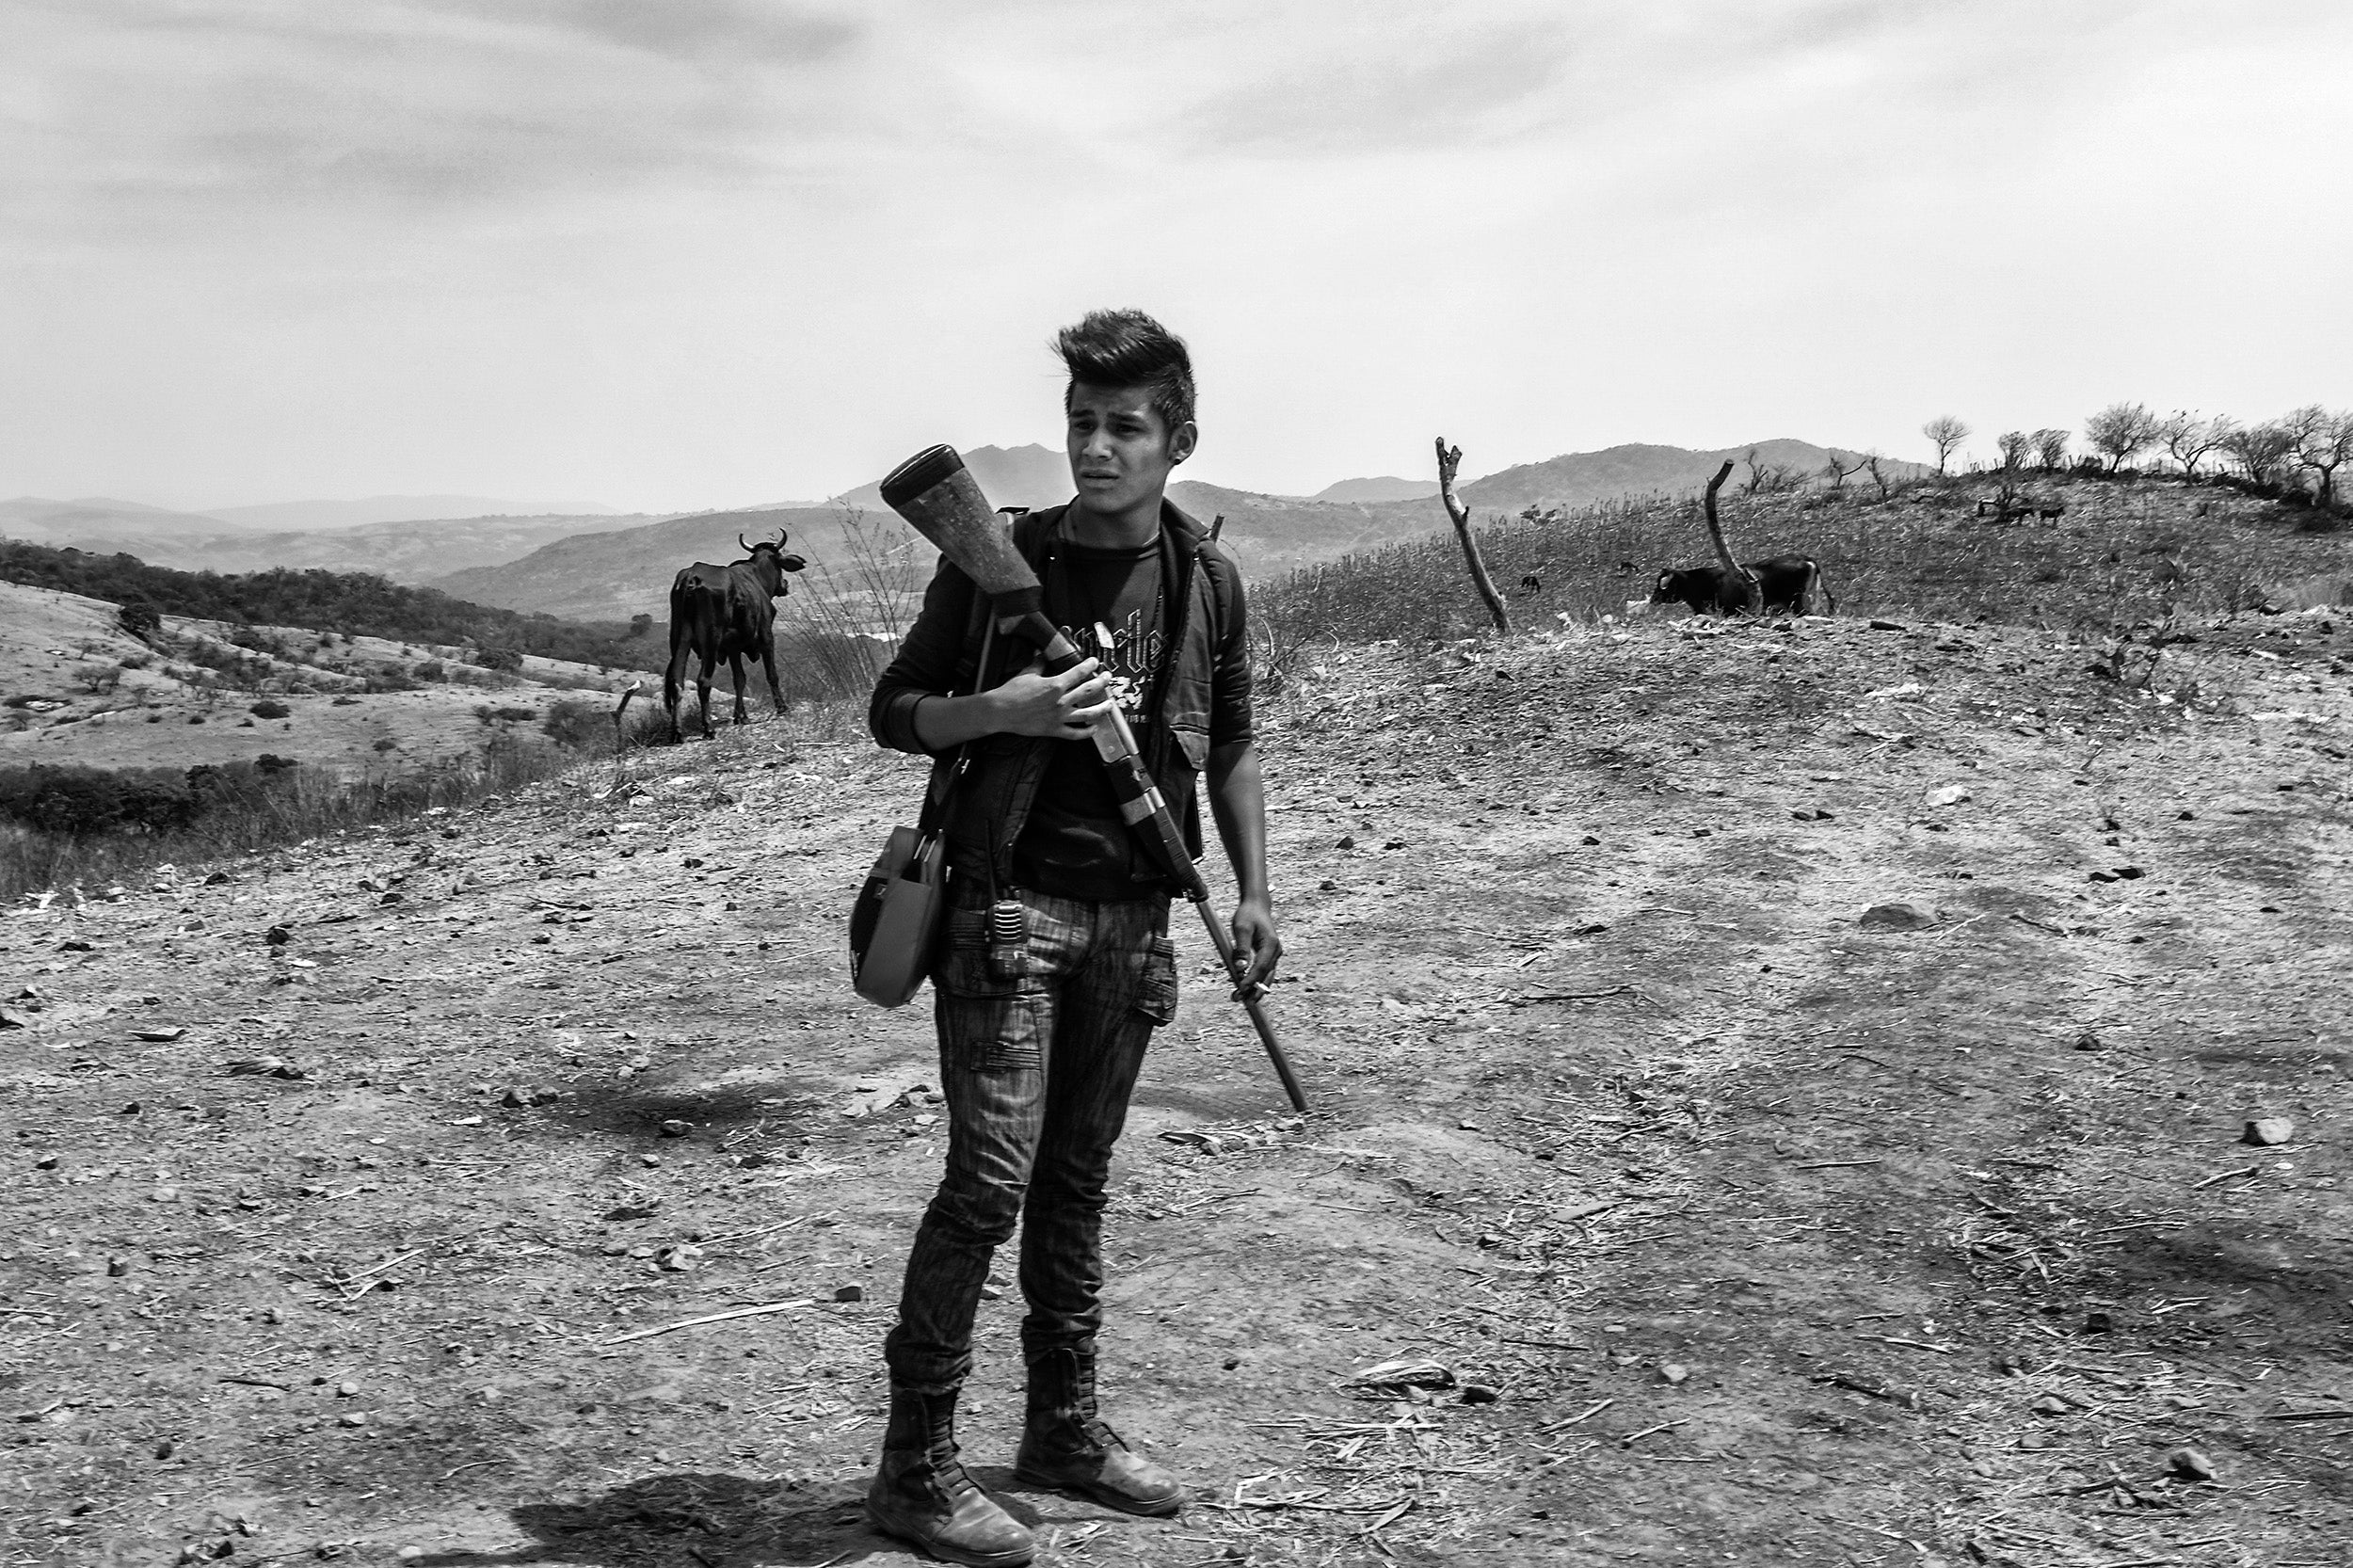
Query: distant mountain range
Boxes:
[
  {"xmin": 1313, "ymin": 475, "xmax": 1439, "ymax": 503},
  {"xmin": 829, "ymin": 444, "xmax": 1076, "ymax": 513},
  {"xmin": 8, "ymin": 439, "xmax": 1918, "ymax": 624},
  {"xmin": 199, "ymin": 494, "xmax": 619, "ymax": 530}
]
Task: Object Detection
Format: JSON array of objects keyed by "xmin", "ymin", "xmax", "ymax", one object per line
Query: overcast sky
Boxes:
[{"xmin": 5, "ymin": 0, "xmax": 2349, "ymax": 513}]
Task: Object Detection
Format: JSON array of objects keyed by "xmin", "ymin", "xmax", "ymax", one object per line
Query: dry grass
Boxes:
[{"xmin": 1253, "ymin": 472, "xmax": 2352, "ymax": 650}]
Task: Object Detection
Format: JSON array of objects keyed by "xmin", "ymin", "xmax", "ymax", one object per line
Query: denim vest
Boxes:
[{"xmin": 923, "ymin": 502, "xmax": 1233, "ymax": 893}]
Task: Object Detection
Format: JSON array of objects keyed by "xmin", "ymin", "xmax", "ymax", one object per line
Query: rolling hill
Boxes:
[
  {"xmin": 425, "ymin": 439, "xmax": 1916, "ymax": 621},
  {"xmin": 129, "ymin": 512, "xmax": 674, "ymax": 581},
  {"xmin": 200, "ymin": 494, "xmax": 620, "ymax": 530},
  {"xmin": 0, "ymin": 496, "xmax": 261, "ymax": 557}
]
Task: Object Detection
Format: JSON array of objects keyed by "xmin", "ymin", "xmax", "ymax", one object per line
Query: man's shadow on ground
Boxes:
[{"xmin": 408, "ymin": 1464, "xmax": 1122, "ymax": 1566}]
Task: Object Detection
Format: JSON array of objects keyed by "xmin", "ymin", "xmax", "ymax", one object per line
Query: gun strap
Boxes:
[{"xmin": 916, "ymin": 616, "xmax": 996, "ymax": 838}]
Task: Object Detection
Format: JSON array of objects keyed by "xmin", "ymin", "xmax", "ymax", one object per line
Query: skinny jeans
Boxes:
[{"xmin": 884, "ymin": 883, "xmax": 1177, "ymax": 1394}]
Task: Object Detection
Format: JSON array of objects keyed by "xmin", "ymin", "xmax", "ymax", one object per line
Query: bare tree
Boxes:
[
  {"xmin": 1434, "ymin": 438, "xmax": 1511, "ymax": 632},
  {"xmin": 1922, "ymin": 415, "xmax": 1969, "ymax": 475},
  {"xmin": 2287, "ymin": 405, "xmax": 2353, "ymax": 508},
  {"xmin": 2221, "ymin": 420, "xmax": 2297, "ymax": 488},
  {"xmin": 2031, "ymin": 428, "xmax": 2070, "ymax": 471},
  {"xmin": 2084, "ymin": 401, "xmax": 2160, "ymax": 472},
  {"xmin": 1862, "ymin": 450, "xmax": 1895, "ymax": 501},
  {"xmin": 1743, "ymin": 446, "xmax": 1803, "ymax": 495},
  {"xmin": 2159, "ymin": 410, "xmax": 2228, "ymax": 480},
  {"xmin": 1991, "ymin": 431, "xmax": 2032, "ymax": 516},
  {"xmin": 1699, "ymin": 460, "xmax": 1759, "ymax": 614},
  {"xmin": 1821, "ymin": 450, "xmax": 1867, "ymax": 491}
]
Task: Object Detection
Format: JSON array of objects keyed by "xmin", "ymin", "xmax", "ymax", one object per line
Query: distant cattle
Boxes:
[
  {"xmin": 664, "ymin": 532, "xmax": 807, "ymax": 741},
  {"xmin": 1651, "ymin": 555, "xmax": 1835, "ymax": 617}
]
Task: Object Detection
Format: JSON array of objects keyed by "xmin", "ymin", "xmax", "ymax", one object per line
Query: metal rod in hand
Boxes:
[{"xmin": 1188, "ymin": 890, "xmax": 1308, "ymax": 1112}]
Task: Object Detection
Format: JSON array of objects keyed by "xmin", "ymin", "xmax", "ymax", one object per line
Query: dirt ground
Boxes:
[{"xmin": 5, "ymin": 604, "xmax": 2349, "ymax": 1568}]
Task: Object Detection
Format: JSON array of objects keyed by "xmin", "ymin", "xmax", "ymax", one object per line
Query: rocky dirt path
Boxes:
[{"xmin": 5, "ymin": 611, "xmax": 2348, "ymax": 1568}]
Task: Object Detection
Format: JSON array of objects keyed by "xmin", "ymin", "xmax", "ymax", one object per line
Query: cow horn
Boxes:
[
  {"xmin": 738, "ymin": 533, "xmax": 754, "ymax": 554},
  {"xmin": 774, "ymin": 527, "xmax": 790, "ymax": 547}
]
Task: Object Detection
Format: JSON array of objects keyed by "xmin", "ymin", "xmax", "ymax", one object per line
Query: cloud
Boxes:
[{"xmin": 0, "ymin": 0, "xmax": 873, "ymax": 245}]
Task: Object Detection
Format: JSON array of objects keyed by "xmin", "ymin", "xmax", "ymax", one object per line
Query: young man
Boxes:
[{"xmin": 864, "ymin": 309, "xmax": 1279, "ymax": 1565}]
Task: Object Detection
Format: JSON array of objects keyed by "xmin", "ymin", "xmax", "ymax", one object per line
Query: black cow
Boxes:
[
  {"xmin": 664, "ymin": 531, "xmax": 807, "ymax": 741},
  {"xmin": 1650, "ymin": 554, "xmax": 1835, "ymax": 616}
]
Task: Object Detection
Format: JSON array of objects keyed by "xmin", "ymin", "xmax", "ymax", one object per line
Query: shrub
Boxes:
[
  {"xmin": 540, "ymin": 696, "xmax": 612, "ymax": 751},
  {"xmin": 249, "ymin": 699, "xmax": 291, "ymax": 719},
  {"xmin": 118, "ymin": 600, "xmax": 161, "ymax": 638},
  {"xmin": 474, "ymin": 647, "xmax": 524, "ymax": 672},
  {"xmin": 0, "ymin": 765, "xmax": 196, "ymax": 836}
]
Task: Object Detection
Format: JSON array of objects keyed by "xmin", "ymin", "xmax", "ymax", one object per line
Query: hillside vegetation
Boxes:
[
  {"xmin": 0, "ymin": 539, "xmax": 663, "ymax": 674},
  {"xmin": 1255, "ymin": 470, "xmax": 2353, "ymax": 654}
]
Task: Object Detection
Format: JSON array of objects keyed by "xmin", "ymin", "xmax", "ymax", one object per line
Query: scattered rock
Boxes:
[
  {"xmin": 337, "ymin": 1412, "xmax": 366, "ymax": 1428},
  {"xmin": 0, "ymin": 1007, "xmax": 27, "ymax": 1030},
  {"xmin": 106, "ymin": 1256, "xmax": 131, "ymax": 1276},
  {"xmin": 654, "ymin": 1243, "xmax": 702, "ymax": 1272},
  {"xmin": 2089, "ymin": 870, "xmax": 2119, "ymax": 884},
  {"xmin": 2030, "ymin": 1394, "xmax": 2071, "ymax": 1416},
  {"xmin": 2243, "ymin": 1117, "xmax": 2295, "ymax": 1146},
  {"xmin": 225, "ymin": 1057, "xmax": 305, "ymax": 1080},
  {"xmin": 2112, "ymin": 866, "xmax": 2146, "ymax": 880},
  {"xmin": 2073, "ymin": 1031, "xmax": 2104, "ymax": 1052},
  {"xmin": 1458, "ymin": 1384, "xmax": 1500, "ymax": 1404},
  {"xmin": 264, "ymin": 925, "xmax": 292, "ymax": 947},
  {"xmin": 657, "ymin": 1119, "xmax": 692, "ymax": 1138},
  {"xmin": 2168, "ymin": 1447, "xmax": 2216, "ymax": 1481},
  {"xmin": 1580, "ymin": 834, "xmax": 1601, "ymax": 845},
  {"xmin": 1926, "ymin": 785, "xmax": 1972, "ymax": 808},
  {"xmin": 603, "ymin": 1201, "xmax": 662, "ymax": 1222},
  {"xmin": 1657, "ymin": 1364, "xmax": 1690, "ymax": 1385},
  {"xmin": 132, "ymin": 1026, "xmax": 186, "ymax": 1043},
  {"xmin": 834, "ymin": 1284, "xmax": 865, "ymax": 1303},
  {"xmin": 2082, "ymin": 1310, "xmax": 2114, "ymax": 1334},
  {"xmin": 1336, "ymin": 835, "xmax": 1356, "ymax": 850},
  {"xmin": 336, "ymin": 1381, "xmax": 360, "ymax": 1398},
  {"xmin": 1858, "ymin": 902, "xmax": 1935, "ymax": 931},
  {"xmin": 1868, "ymin": 618, "xmax": 1907, "ymax": 632}
]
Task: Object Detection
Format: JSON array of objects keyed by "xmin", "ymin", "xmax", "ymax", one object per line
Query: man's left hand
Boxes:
[{"xmin": 1227, "ymin": 895, "xmax": 1282, "ymax": 995}]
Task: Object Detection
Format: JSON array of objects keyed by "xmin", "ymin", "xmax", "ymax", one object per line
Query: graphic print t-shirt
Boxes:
[{"xmin": 1010, "ymin": 534, "xmax": 1165, "ymax": 901}]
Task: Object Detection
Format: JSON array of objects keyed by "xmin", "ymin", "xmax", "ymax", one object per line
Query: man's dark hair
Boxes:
[{"xmin": 1055, "ymin": 309, "xmax": 1195, "ymax": 436}]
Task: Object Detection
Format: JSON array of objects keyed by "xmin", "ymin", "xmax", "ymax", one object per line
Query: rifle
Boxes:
[{"xmin": 880, "ymin": 443, "xmax": 1307, "ymax": 1113}]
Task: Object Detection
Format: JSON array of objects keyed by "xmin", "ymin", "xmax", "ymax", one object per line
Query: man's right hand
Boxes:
[
  {"xmin": 990, "ymin": 657, "xmax": 1116, "ymax": 738},
  {"xmin": 911, "ymin": 657, "xmax": 1114, "ymax": 749}
]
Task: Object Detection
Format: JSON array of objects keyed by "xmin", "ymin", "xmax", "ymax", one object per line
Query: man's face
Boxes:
[{"xmin": 1066, "ymin": 381, "xmax": 1196, "ymax": 517}]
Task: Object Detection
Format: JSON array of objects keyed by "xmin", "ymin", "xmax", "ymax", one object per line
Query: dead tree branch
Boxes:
[
  {"xmin": 1700, "ymin": 459, "xmax": 1761, "ymax": 615},
  {"xmin": 1435, "ymin": 438, "xmax": 1511, "ymax": 633}
]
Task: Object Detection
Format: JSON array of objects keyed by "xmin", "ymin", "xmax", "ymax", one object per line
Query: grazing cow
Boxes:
[
  {"xmin": 2037, "ymin": 503, "xmax": 2067, "ymax": 521},
  {"xmin": 664, "ymin": 531, "xmax": 807, "ymax": 741},
  {"xmin": 1651, "ymin": 554, "xmax": 1836, "ymax": 616}
]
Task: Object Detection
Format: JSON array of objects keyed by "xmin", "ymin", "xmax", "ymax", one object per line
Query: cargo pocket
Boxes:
[
  {"xmin": 1132, "ymin": 936, "xmax": 1178, "ymax": 1028},
  {"xmin": 936, "ymin": 907, "xmax": 1041, "ymax": 1076},
  {"xmin": 934, "ymin": 908, "xmax": 1018, "ymax": 999}
]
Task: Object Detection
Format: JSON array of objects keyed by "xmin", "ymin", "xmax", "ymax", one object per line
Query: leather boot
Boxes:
[
  {"xmin": 865, "ymin": 1385, "xmax": 1035, "ymax": 1567},
  {"xmin": 1014, "ymin": 1344, "xmax": 1182, "ymax": 1516}
]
